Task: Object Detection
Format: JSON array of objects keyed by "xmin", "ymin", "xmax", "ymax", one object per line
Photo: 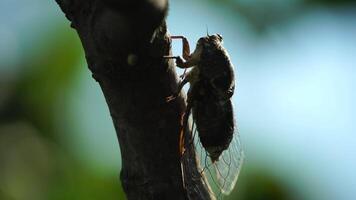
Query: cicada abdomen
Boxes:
[
  {"xmin": 192, "ymin": 96, "xmax": 234, "ymax": 163},
  {"xmin": 189, "ymin": 100, "xmax": 244, "ymax": 198}
]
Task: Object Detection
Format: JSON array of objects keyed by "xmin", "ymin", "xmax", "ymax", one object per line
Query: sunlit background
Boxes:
[{"xmin": 0, "ymin": 0, "xmax": 355, "ymax": 199}]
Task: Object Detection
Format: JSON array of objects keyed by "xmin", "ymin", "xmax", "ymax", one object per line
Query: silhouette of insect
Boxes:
[{"xmin": 165, "ymin": 33, "xmax": 244, "ymax": 198}]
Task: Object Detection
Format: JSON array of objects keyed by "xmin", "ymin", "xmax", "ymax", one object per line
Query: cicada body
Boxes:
[
  {"xmin": 165, "ymin": 34, "xmax": 244, "ymax": 198},
  {"xmin": 190, "ymin": 34, "xmax": 236, "ymax": 162}
]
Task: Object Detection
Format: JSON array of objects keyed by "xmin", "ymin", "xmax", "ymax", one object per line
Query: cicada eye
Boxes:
[
  {"xmin": 195, "ymin": 42, "xmax": 201, "ymax": 50},
  {"xmin": 196, "ymin": 38, "xmax": 206, "ymax": 48},
  {"xmin": 197, "ymin": 38, "xmax": 205, "ymax": 45},
  {"xmin": 217, "ymin": 34, "xmax": 223, "ymax": 41}
]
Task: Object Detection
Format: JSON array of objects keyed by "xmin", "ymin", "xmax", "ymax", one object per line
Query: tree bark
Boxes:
[{"xmin": 55, "ymin": 0, "xmax": 213, "ymax": 199}]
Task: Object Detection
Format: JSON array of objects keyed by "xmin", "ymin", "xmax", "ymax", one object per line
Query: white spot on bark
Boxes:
[{"xmin": 127, "ymin": 54, "xmax": 138, "ymax": 66}]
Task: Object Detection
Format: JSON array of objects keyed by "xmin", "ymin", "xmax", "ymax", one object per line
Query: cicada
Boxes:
[{"xmin": 165, "ymin": 34, "xmax": 244, "ymax": 198}]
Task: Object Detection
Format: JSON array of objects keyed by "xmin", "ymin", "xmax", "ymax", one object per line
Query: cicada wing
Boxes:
[
  {"xmin": 192, "ymin": 120, "xmax": 244, "ymax": 198},
  {"xmin": 214, "ymin": 128, "xmax": 244, "ymax": 195}
]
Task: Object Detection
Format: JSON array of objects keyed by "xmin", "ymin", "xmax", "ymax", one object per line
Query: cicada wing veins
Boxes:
[
  {"xmin": 214, "ymin": 128, "xmax": 244, "ymax": 195},
  {"xmin": 191, "ymin": 119, "xmax": 244, "ymax": 198}
]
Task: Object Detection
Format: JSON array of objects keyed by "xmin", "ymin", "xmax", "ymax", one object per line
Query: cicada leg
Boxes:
[
  {"xmin": 163, "ymin": 35, "xmax": 196, "ymax": 69},
  {"xmin": 170, "ymin": 35, "xmax": 191, "ymax": 60},
  {"xmin": 166, "ymin": 78, "xmax": 188, "ymax": 102},
  {"xmin": 163, "ymin": 35, "xmax": 190, "ymax": 61},
  {"xmin": 179, "ymin": 99, "xmax": 193, "ymax": 156}
]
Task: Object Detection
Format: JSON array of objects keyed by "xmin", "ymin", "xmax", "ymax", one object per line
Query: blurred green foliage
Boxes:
[
  {"xmin": 4, "ymin": 29, "xmax": 81, "ymax": 135},
  {"xmin": 0, "ymin": 15, "xmax": 125, "ymax": 199}
]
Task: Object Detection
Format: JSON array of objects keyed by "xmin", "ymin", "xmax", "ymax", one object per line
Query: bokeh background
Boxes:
[{"xmin": 0, "ymin": 0, "xmax": 355, "ymax": 199}]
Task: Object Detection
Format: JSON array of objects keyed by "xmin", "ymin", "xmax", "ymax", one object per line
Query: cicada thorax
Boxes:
[{"xmin": 199, "ymin": 38, "xmax": 235, "ymax": 100}]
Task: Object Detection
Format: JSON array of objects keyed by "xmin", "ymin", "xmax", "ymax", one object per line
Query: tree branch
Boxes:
[{"xmin": 55, "ymin": 0, "xmax": 214, "ymax": 199}]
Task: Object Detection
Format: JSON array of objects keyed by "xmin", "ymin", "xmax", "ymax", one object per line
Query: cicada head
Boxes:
[{"xmin": 197, "ymin": 33, "xmax": 223, "ymax": 49}]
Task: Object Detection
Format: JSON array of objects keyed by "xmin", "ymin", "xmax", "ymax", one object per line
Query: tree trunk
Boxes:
[{"xmin": 55, "ymin": 0, "xmax": 213, "ymax": 199}]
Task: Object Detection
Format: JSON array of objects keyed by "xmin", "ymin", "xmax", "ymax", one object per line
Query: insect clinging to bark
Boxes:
[{"xmin": 165, "ymin": 33, "xmax": 244, "ymax": 197}]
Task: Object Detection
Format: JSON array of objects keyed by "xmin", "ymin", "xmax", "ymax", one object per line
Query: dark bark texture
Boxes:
[{"xmin": 55, "ymin": 0, "xmax": 213, "ymax": 199}]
